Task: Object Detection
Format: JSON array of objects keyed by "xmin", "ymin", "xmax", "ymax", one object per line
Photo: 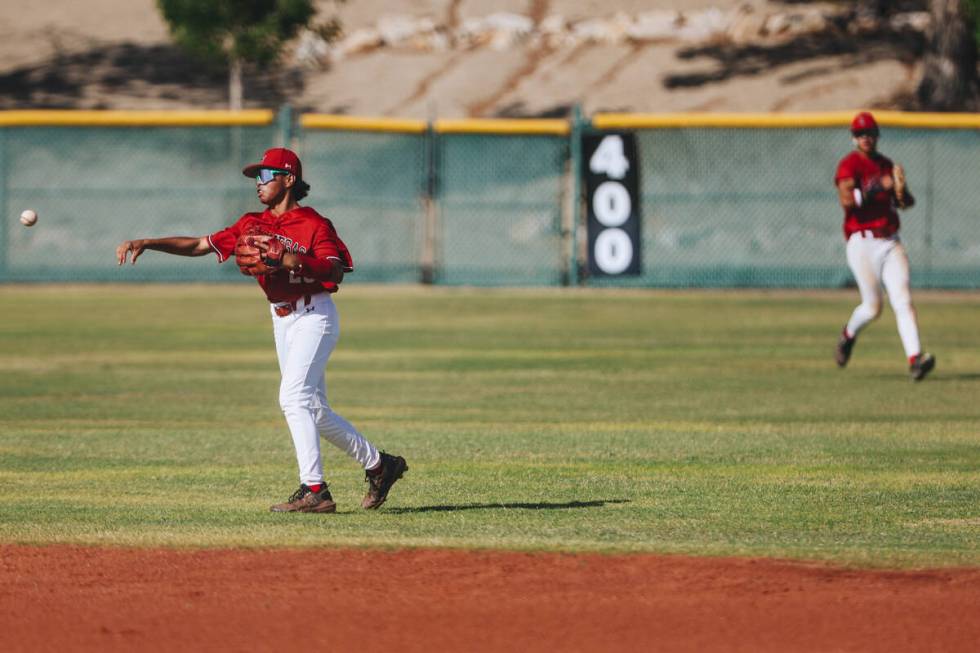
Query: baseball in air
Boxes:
[{"xmin": 19, "ymin": 209, "xmax": 38, "ymax": 227}]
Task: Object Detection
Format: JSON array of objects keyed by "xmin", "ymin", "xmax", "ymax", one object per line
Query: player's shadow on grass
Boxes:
[
  {"xmin": 921, "ymin": 373, "xmax": 980, "ymax": 382},
  {"xmin": 386, "ymin": 499, "xmax": 630, "ymax": 514}
]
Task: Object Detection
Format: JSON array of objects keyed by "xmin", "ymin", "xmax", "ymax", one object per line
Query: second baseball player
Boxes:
[{"xmin": 833, "ymin": 112, "xmax": 935, "ymax": 381}]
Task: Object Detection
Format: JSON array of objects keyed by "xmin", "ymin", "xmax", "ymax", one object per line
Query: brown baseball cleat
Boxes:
[
  {"xmin": 270, "ymin": 484, "xmax": 337, "ymax": 513},
  {"xmin": 835, "ymin": 329, "xmax": 856, "ymax": 368},
  {"xmin": 362, "ymin": 452, "xmax": 408, "ymax": 510},
  {"xmin": 909, "ymin": 352, "xmax": 936, "ymax": 382}
]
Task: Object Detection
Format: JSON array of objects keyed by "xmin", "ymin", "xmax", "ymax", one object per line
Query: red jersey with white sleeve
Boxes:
[
  {"xmin": 208, "ymin": 206, "xmax": 354, "ymax": 303},
  {"xmin": 834, "ymin": 151, "xmax": 900, "ymax": 240}
]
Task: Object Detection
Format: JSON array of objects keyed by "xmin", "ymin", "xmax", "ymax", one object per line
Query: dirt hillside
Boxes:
[{"xmin": 0, "ymin": 1, "xmax": 928, "ymax": 116}]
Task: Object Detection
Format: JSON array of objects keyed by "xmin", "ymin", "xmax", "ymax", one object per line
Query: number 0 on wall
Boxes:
[{"xmin": 582, "ymin": 133, "xmax": 641, "ymax": 277}]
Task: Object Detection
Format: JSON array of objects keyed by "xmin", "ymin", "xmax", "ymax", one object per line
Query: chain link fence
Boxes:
[
  {"xmin": 0, "ymin": 114, "xmax": 280, "ymax": 282},
  {"xmin": 300, "ymin": 126, "xmax": 426, "ymax": 283},
  {"xmin": 0, "ymin": 110, "xmax": 977, "ymax": 288},
  {"xmin": 596, "ymin": 124, "xmax": 979, "ymax": 289},
  {"xmin": 435, "ymin": 130, "xmax": 568, "ymax": 286}
]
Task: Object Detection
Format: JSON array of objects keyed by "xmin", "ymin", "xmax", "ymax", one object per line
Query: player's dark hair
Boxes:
[{"xmin": 294, "ymin": 179, "xmax": 311, "ymax": 201}]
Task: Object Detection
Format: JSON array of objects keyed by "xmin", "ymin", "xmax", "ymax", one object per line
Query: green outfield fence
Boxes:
[{"xmin": 1, "ymin": 108, "xmax": 978, "ymax": 288}]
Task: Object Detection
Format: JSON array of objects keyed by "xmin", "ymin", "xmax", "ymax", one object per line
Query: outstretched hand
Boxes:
[{"xmin": 116, "ymin": 240, "xmax": 147, "ymax": 265}]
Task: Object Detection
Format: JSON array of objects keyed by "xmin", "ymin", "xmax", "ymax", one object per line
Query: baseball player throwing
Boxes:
[
  {"xmin": 833, "ymin": 112, "xmax": 935, "ymax": 381},
  {"xmin": 116, "ymin": 147, "xmax": 408, "ymax": 512}
]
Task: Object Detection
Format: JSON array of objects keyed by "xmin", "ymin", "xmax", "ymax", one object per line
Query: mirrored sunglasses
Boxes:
[
  {"xmin": 853, "ymin": 130, "xmax": 878, "ymax": 138},
  {"xmin": 256, "ymin": 168, "xmax": 288, "ymax": 184}
]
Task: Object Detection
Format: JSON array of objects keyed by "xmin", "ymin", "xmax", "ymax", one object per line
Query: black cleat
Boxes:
[
  {"xmin": 909, "ymin": 352, "xmax": 936, "ymax": 382},
  {"xmin": 835, "ymin": 329, "xmax": 856, "ymax": 368},
  {"xmin": 362, "ymin": 452, "xmax": 408, "ymax": 510}
]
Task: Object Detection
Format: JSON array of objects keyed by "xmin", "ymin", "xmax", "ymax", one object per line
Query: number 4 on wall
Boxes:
[{"xmin": 588, "ymin": 134, "xmax": 630, "ymax": 180}]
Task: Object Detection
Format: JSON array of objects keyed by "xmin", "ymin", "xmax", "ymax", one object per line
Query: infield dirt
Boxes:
[{"xmin": 2, "ymin": 544, "xmax": 978, "ymax": 652}]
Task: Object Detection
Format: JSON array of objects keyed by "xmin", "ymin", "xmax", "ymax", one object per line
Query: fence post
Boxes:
[
  {"xmin": 0, "ymin": 128, "xmax": 6, "ymax": 279},
  {"xmin": 420, "ymin": 122, "xmax": 439, "ymax": 284},
  {"xmin": 923, "ymin": 135, "xmax": 934, "ymax": 281},
  {"xmin": 278, "ymin": 104, "xmax": 294, "ymax": 148},
  {"xmin": 565, "ymin": 104, "xmax": 584, "ymax": 286}
]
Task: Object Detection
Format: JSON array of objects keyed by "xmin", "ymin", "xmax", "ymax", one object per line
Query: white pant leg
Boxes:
[
  {"xmin": 314, "ymin": 374, "xmax": 380, "ymax": 470},
  {"xmin": 881, "ymin": 241, "xmax": 921, "ymax": 358},
  {"xmin": 273, "ymin": 300, "xmax": 335, "ymax": 486},
  {"xmin": 845, "ymin": 233, "xmax": 884, "ymax": 336},
  {"xmin": 310, "ymin": 297, "xmax": 380, "ymax": 469},
  {"xmin": 273, "ymin": 295, "xmax": 380, "ymax": 485}
]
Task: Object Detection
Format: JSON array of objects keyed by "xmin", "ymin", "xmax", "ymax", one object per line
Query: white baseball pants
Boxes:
[
  {"xmin": 271, "ymin": 293, "xmax": 380, "ymax": 486},
  {"xmin": 844, "ymin": 232, "xmax": 921, "ymax": 358}
]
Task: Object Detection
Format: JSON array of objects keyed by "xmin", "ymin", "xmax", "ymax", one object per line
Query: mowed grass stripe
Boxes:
[{"xmin": 0, "ymin": 284, "xmax": 977, "ymax": 566}]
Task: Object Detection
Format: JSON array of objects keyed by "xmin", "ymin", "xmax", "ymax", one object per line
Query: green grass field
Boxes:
[{"xmin": 0, "ymin": 284, "xmax": 977, "ymax": 567}]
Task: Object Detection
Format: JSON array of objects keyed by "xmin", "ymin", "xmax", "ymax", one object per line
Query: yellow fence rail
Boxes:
[
  {"xmin": 592, "ymin": 111, "xmax": 980, "ymax": 130},
  {"xmin": 1, "ymin": 109, "xmax": 977, "ymax": 131},
  {"xmin": 434, "ymin": 118, "xmax": 570, "ymax": 135},
  {"xmin": 300, "ymin": 115, "xmax": 570, "ymax": 135},
  {"xmin": 0, "ymin": 110, "xmax": 275, "ymax": 127},
  {"xmin": 300, "ymin": 114, "xmax": 427, "ymax": 133}
]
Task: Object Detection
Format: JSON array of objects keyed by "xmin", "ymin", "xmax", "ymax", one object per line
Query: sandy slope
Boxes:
[{"xmin": 0, "ymin": 1, "xmax": 921, "ymax": 116}]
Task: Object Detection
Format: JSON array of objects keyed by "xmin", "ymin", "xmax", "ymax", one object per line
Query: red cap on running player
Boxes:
[
  {"xmin": 242, "ymin": 148, "xmax": 303, "ymax": 179},
  {"xmin": 850, "ymin": 112, "xmax": 879, "ymax": 135}
]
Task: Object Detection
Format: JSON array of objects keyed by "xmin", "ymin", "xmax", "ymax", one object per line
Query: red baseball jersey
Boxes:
[
  {"xmin": 208, "ymin": 206, "xmax": 354, "ymax": 303},
  {"xmin": 834, "ymin": 151, "xmax": 900, "ymax": 239}
]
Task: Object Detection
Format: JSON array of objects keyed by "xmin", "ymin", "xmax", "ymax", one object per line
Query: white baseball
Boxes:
[{"xmin": 19, "ymin": 209, "xmax": 38, "ymax": 227}]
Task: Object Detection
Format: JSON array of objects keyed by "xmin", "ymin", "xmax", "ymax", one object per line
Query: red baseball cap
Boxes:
[
  {"xmin": 242, "ymin": 147, "xmax": 303, "ymax": 179},
  {"xmin": 850, "ymin": 112, "xmax": 879, "ymax": 134}
]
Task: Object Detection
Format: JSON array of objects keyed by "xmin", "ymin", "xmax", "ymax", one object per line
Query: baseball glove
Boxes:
[
  {"xmin": 235, "ymin": 228, "xmax": 286, "ymax": 276},
  {"xmin": 893, "ymin": 164, "xmax": 907, "ymax": 207}
]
